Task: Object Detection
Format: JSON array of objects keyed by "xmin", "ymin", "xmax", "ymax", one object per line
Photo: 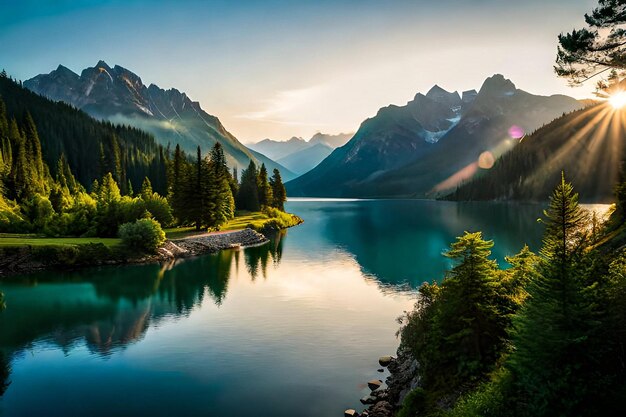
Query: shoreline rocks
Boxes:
[
  {"xmin": 171, "ymin": 229, "xmax": 268, "ymax": 257},
  {"xmin": 346, "ymin": 350, "xmax": 420, "ymax": 417}
]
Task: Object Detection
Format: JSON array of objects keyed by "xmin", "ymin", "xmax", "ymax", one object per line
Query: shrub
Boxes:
[
  {"xmin": 397, "ymin": 388, "xmax": 427, "ymax": 417},
  {"xmin": 0, "ymin": 196, "xmax": 29, "ymax": 233},
  {"xmin": 118, "ymin": 218, "xmax": 166, "ymax": 253},
  {"xmin": 142, "ymin": 193, "xmax": 174, "ymax": 227},
  {"xmin": 22, "ymin": 194, "xmax": 54, "ymax": 230}
]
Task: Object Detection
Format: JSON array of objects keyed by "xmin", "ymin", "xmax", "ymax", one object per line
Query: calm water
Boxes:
[{"xmin": 0, "ymin": 199, "xmax": 549, "ymax": 417}]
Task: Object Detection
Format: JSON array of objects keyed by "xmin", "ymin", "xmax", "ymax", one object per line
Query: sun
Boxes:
[{"xmin": 609, "ymin": 91, "xmax": 626, "ymax": 109}]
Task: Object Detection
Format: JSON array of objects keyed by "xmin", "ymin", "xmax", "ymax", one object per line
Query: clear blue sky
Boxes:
[{"xmin": 0, "ymin": 0, "xmax": 599, "ymax": 142}]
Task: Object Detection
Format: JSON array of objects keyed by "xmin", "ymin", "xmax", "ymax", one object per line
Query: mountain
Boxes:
[
  {"xmin": 248, "ymin": 136, "xmax": 309, "ymax": 161},
  {"xmin": 286, "ymin": 75, "xmax": 583, "ymax": 198},
  {"xmin": 0, "ymin": 73, "xmax": 167, "ymax": 194},
  {"xmin": 277, "ymin": 143, "xmax": 334, "ymax": 175},
  {"xmin": 248, "ymin": 132, "xmax": 353, "ymax": 176},
  {"xmin": 308, "ymin": 132, "xmax": 352, "ymax": 148},
  {"xmin": 24, "ymin": 61, "xmax": 296, "ymax": 180},
  {"xmin": 248, "ymin": 132, "xmax": 352, "ymax": 161},
  {"xmin": 446, "ymin": 102, "xmax": 624, "ymax": 202}
]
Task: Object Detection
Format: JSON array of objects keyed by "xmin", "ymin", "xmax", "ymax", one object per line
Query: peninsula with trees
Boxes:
[{"xmin": 0, "ymin": 72, "xmax": 301, "ymax": 275}]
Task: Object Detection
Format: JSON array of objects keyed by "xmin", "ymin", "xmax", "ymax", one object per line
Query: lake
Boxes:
[{"xmin": 0, "ymin": 199, "xmax": 550, "ymax": 417}]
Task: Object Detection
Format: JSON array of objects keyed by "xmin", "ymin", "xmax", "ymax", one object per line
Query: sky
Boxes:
[{"xmin": 0, "ymin": 0, "xmax": 600, "ymax": 143}]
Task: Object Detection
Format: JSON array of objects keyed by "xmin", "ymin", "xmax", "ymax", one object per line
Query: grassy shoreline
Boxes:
[{"xmin": 0, "ymin": 210, "xmax": 303, "ymax": 277}]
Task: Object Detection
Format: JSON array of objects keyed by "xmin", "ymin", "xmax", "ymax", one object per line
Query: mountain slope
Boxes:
[
  {"xmin": 0, "ymin": 73, "xmax": 167, "ymax": 194},
  {"xmin": 446, "ymin": 103, "xmax": 624, "ymax": 202},
  {"xmin": 286, "ymin": 75, "xmax": 582, "ymax": 197},
  {"xmin": 277, "ymin": 143, "xmax": 334, "ymax": 175},
  {"xmin": 24, "ymin": 61, "xmax": 295, "ymax": 180}
]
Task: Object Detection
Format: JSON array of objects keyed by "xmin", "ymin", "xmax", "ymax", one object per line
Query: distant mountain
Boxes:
[
  {"xmin": 277, "ymin": 143, "xmax": 334, "ymax": 175},
  {"xmin": 446, "ymin": 103, "xmax": 624, "ymax": 202},
  {"xmin": 248, "ymin": 136, "xmax": 309, "ymax": 161},
  {"xmin": 24, "ymin": 61, "xmax": 296, "ymax": 180},
  {"xmin": 308, "ymin": 132, "xmax": 352, "ymax": 148},
  {"xmin": 286, "ymin": 75, "xmax": 583, "ymax": 198},
  {"xmin": 248, "ymin": 132, "xmax": 353, "ymax": 176}
]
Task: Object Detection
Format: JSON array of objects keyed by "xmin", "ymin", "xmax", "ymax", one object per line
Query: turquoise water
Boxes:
[{"xmin": 0, "ymin": 199, "xmax": 547, "ymax": 417}]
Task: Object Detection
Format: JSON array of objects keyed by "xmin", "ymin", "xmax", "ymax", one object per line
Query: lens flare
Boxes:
[
  {"xmin": 609, "ymin": 92, "xmax": 626, "ymax": 109},
  {"xmin": 478, "ymin": 151, "xmax": 495, "ymax": 169},
  {"xmin": 508, "ymin": 125, "xmax": 525, "ymax": 139}
]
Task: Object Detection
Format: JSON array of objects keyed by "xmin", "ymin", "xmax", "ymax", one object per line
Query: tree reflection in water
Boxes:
[{"xmin": 0, "ymin": 235, "xmax": 284, "ymax": 396}]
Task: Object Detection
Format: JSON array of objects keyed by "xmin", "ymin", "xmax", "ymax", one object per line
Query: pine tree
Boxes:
[
  {"xmin": 435, "ymin": 232, "xmax": 506, "ymax": 387},
  {"xmin": 126, "ymin": 179, "xmax": 134, "ymax": 197},
  {"xmin": 8, "ymin": 119, "xmax": 30, "ymax": 201},
  {"xmin": 257, "ymin": 163, "xmax": 272, "ymax": 208},
  {"xmin": 508, "ymin": 174, "xmax": 594, "ymax": 416},
  {"xmin": 208, "ymin": 143, "xmax": 235, "ymax": 227},
  {"xmin": 94, "ymin": 172, "xmax": 122, "ymax": 236},
  {"xmin": 140, "ymin": 177, "xmax": 153, "ymax": 200},
  {"xmin": 555, "ymin": 0, "xmax": 626, "ymax": 93},
  {"xmin": 236, "ymin": 160, "xmax": 260, "ymax": 211},
  {"xmin": 169, "ymin": 144, "xmax": 188, "ymax": 224},
  {"xmin": 270, "ymin": 168, "xmax": 287, "ymax": 211},
  {"xmin": 190, "ymin": 146, "xmax": 204, "ymax": 230},
  {"xmin": 22, "ymin": 112, "xmax": 45, "ymax": 194}
]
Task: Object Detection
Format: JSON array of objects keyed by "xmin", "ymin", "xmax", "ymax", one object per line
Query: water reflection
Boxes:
[
  {"xmin": 0, "ymin": 238, "xmax": 288, "ymax": 392},
  {"xmin": 289, "ymin": 199, "xmax": 545, "ymax": 286},
  {"xmin": 0, "ymin": 200, "xmax": 561, "ymax": 415},
  {"xmin": 0, "ymin": 352, "xmax": 9, "ymax": 396}
]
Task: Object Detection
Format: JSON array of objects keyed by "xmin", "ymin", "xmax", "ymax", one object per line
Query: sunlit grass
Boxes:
[
  {"xmin": 220, "ymin": 211, "xmax": 272, "ymax": 231},
  {"xmin": 0, "ymin": 235, "xmax": 122, "ymax": 248},
  {"xmin": 165, "ymin": 212, "xmax": 275, "ymax": 239}
]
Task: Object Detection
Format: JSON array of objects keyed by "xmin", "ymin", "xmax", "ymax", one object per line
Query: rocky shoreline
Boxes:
[
  {"xmin": 346, "ymin": 348, "xmax": 420, "ymax": 417},
  {"xmin": 0, "ymin": 228, "xmax": 269, "ymax": 277}
]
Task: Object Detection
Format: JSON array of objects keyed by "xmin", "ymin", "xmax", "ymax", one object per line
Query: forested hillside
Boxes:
[
  {"xmin": 0, "ymin": 72, "xmax": 167, "ymax": 195},
  {"xmin": 447, "ymin": 103, "xmax": 625, "ymax": 202}
]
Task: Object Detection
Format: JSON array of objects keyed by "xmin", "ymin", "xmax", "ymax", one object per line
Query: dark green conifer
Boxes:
[
  {"xmin": 508, "ymin": 174, "xmax": 594, "ymax": 416},
  {"xmin": 236, "ymin": 160, "xmax": 260, "ymax": 212},
  {"xmin": 257, "ymin": 163, "xmax": 272, "ymax": 208},
  {"xmin": 270, "ymin": 168, "xmax": 287, "ymax": 211}
]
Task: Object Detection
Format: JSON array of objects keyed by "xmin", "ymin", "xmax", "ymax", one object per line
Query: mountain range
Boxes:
[
  {"xmin": 24, "ymin": 61, "xmax": 296, "ymax": 180},
  {"xmin": 286, "ymin": 75, "xmax": 583, "ymax": 198},
  {"xmin": 248, "ymin": 132, "xmax": 352, "ymax": 175}
]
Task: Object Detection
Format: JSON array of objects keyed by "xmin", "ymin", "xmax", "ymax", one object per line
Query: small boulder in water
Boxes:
[
  {"xmin": 368, "ymin": 379, "xmax": 383, "ymax": 391},
  {"xmin": 378, "ymin": 356, "xmax": 394, "ymax": 367},
  {"xmin": 360, "ymin": 395, "xmax": 376, "ymax": 405},
  {"xmin": 345, "ymin": 409, "xmax": 359, "ymax": 417}
]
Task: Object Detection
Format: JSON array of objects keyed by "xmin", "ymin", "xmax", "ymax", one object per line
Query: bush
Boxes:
[
  {"xmin": 142, "ymin": 193, "xmax": 174, "ymax": 227},
  {"xmin": 22, "ymin": 194, "xmax": 54, "ymax": 230},
  {"xmin": 118, "ymin": 218, "xmax": 166, "ymax": 253},
  {"xmin": 446, "ymin": 370, "xmax": 511, "ymax": 417},
  {"xmin": 397, "ymin": 388, "xmax": 427, "ymax": 417},
  {"xmin": 0, "ymin": 196, "xmax": 29, "ymax": 233}
]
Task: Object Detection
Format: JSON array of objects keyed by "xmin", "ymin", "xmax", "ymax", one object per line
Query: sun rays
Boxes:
[
  {"xmin": 609, "ymin": 92, "xmax": 626, "ymax": 109},
  {"xmin": 432, "ymin": 102, "xmax": 626, "ymax": 197}
]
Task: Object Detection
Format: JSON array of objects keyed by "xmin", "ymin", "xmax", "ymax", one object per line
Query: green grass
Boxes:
[
  {"xmin": 165, "ymin": 210, "xmax": 303, "ymax": 238},
  {"xmin": 164, "ymin": 227, "xmax": 205, "ymax": 239},
  {"xmin": 220, "ymin": 212, "xmax": 271, "ymax": 231},
  {"xmin": 0, "ymin": 235, "xmax": 121, "ymax": 248}
]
